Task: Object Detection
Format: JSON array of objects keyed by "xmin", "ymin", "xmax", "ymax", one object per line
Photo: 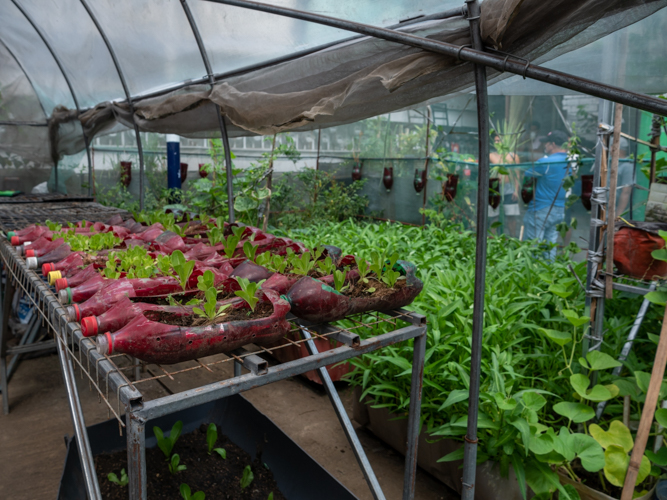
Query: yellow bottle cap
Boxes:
[{"xmin": 48, "ymin": 270, "xmax": 62, "ymax": 286}]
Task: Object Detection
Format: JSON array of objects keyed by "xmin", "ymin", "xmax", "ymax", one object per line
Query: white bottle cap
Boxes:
[
  {"xmin": 26, "ymin": 257, "xmax": 38, "ymax": 269},
  {"xmin": 58, "ymin": 289, "xmax": 69, "ymax": 304},
  {"xmin": 96, "ymin": 335, "xmax": 110, "ymax": 355}
]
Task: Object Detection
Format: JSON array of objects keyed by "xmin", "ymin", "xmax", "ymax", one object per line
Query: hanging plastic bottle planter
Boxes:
[
  {"xmin": 489, "ymin": 178, "xmax": 501, "ymax": 209},
  {"xmin": 413, "ymin": 169, "xmax": 426, "ymax": 193},
  {"xmin": 351, "ymin": 162, "xmax": 362, "ymax": 181},
  {"xmin": 180, "ymin": 163, "xmax": 188, "ymax": 184},
  {"xmin": 444, "ymin": 173, "xmax": 459, "ymax": 202},
  {"xmin": 521, "ymin": 177, "xmax": 535, "ymax": 204},
  {"xmin": 120, "ymin": 161, "xmax": 132, "ymax": 188},
  {"xmin": 198, "ymin": 163, "xmax": 208, "ymax": 178},
  {"xmin": 383, "ymin": 167, "xmax": 393, "ymax": 192},
  {"xmin": 581, "ymin": 174, "xmax": 593, "ymax": 210}
]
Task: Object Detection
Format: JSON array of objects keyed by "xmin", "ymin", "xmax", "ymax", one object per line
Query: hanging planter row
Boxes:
[{"xmin": 7, "ymin": 215, "xmax": 422, "ymax": 366}]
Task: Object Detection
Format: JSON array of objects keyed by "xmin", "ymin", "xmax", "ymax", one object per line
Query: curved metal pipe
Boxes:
[
  {"xmin": 79, "ymin": 0, "xmax": 146, "ymax": 209},
  {"xmin": 180, "ymin": 0, "xmax": 235, "ymax": 222},
  {"xmin": 10, "ymin": 0, "xmax": 94, "ymax": 196}
]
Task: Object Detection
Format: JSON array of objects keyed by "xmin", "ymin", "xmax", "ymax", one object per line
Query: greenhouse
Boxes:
[{"xmin": 2, "ymin": 1, "xmax": 667, "ymax": 499}]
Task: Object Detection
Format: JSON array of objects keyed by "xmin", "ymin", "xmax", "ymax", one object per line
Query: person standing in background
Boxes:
[{"xmin": 523, "ymin": 130, "xmax": 571, "ymax": 260}]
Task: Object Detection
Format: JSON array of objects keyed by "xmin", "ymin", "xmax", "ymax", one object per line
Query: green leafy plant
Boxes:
[
  {"xmin": 205, "ymin": 423, "xmax": 227, "ymax": 458},
  {"xmin": 222, "ymin": 233, "xmax": 241, "ymax": 259},
  {"xmin": 45, "ymin": 220, "xmax": 62, "ymax": 232},
  {"xmin": 268, "ymin": 254, "xmax": 288, "ymax": 274},
  {"xmin": 153, "ymin": 420, "xmax": 183, "ymax": 459},
  {"xmin": 333, "ymin": 269, "xmax": 349, "ymax": 293},
  {"xmin": 180, "ymin": 483, "xmax": 205, "ymax": 500},
  {"xmin": 317, "ymin": 255, "xmax": 335, "ymax": 276},
  {"xmin": 243, "ymin": 241, "xmax": 258, "ymax": 262},
  {"xmin": 267, "ymin": 493, "xmax": 274, "ymax": 500},
  {"xmin": 169, "ymin": 454, "xmax": 187, "ymax": 475},
  {"xmin": 240, "ymin": 465, "xmax": 254, "ymax": 489},
  {"xmin": 290, "ymin": 251, "xmax": 316, "ymax": 276},
  {"xmin": 170, "ymin": 251, "xmax": 196, "ymax": 290},
  {"xmin": 194, "ymin": 271, "xmax": 230, "ymax": 320},
  {"xmin": 234, "ymin": 277, "xmax": 264, "ymax": 312},
  {"xmin": 107, "ymin": 468, "xmax": 128, "ymax": 487}
]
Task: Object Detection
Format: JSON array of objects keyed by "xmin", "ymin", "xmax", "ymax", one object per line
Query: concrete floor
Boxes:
[{"xmin": 0, "ymin": 351, "xmax": 458, "ymax": 500}]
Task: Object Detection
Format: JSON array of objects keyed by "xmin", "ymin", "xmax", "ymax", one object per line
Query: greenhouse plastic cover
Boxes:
[{"xmin": 0, "ymin": 0, "xmax": 666, "ymax": 165}]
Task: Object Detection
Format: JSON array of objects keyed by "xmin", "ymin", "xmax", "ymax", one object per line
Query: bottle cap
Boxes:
[
  {"xmin": 7, "ymin": 231, "xmax": 15, "ymax": 238},
  {"xmin": 25, "ymin": 249, "xmax": 35, "ymax": 258},
  {"xmin": 55, "ymin": 278, "xmax": 68, "ymax": 292},
  {"xmin": 42, "ymin": 263, "xmax": 55, "ymax": 276},
  {"xmin": 65, "ymin": 305, "xmax": 76, "ymax": 322},
  {"xmin": 10, "ymin": 236, "xmax": 20, "ymax": 245},
  {"xmin": 58, "ymin": 289, "xmax": 70, "ymax": 304},
  {"xmin": 81, "ymin": 316, "xmax": 99, "ymax": 337},
  {"xmin": 48, "ymin": 270, "xmax": 62, "ymax": 286},
  {"xmin": 26, "ymin": 257, "xmax": 38, "ymax": 269},
  {"xmin": 96, "ymin": 333, "xmax": 111, "ymax": 355}
]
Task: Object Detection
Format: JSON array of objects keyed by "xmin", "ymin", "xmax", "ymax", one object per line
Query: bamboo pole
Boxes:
[
  {"xmin": 262, "ymin": 134, "xmax": 277, "ymax": 232},
  {"xmin": 620, "ymin": 304, "xmax": 667, "ymax": 499},
  {"xmin": 605, "ymin": 103, "xmax": 623, "ymax": 299}
]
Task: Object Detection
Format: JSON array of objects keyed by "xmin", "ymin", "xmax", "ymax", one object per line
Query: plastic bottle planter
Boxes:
[
  {"xmin": 444, "ymin": 174, "xmax": 459, "ymax": 202},
  {"xmin": 352, "ymin": 162, "xmax": 362, "ymax": 181},
  {"xmin": 120, "ymin": 161, "xmax": 132, "ymax": 188},
  {"xmin": 180, "ymin": 162, "xmax": 188, "ymax": 184},
  {"xmin": 286, "ymin": 260, "xmax": 423, "ymax": 323},
  {"xmin": 581, "ymin": 174, "xmax": 593, "ymax": 210},
  {"xmin": 383, "ymin": 167, "xmax": 394, "ymax": 192},
  {"xmin": 198, "ymin": 163, "xmax": 208, "ymax": 178},
  {"xmin": 414, "ymin": 169, "xmax": 426, "ymax": 193},
  {"xmin": 55, "ymin": 264, "xmax": 98, "ymax": 292},
  {"xmin": 521, "ymin": 177, "xmax": 535, "ymax": 204},
  {"xmin": 96, "ymin": 290, "xmax": 291, "ymax": 365},
  {"xmin": 489, "ymin": 178, "xmax": 501, "ymax": 209}
]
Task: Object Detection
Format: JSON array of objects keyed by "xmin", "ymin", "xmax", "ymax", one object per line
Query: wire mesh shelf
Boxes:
[{"xmin": 0, "ymin": 201, "xmax": 129, "ymax": 232}]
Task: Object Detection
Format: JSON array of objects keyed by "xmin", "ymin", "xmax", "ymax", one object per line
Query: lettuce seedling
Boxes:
[
  {"xmin": 243, "ymin": 241, "xmax": 258, "ymax": 262},
  {"xmin": 240, "ymin": 465, "xmax": 254, "ymax": 489},
  {"xmin": 197, "ymin": 270, "xmax": 215, "ymax": 292},
  {"xmin": 255, "ymin": 251, "xmax": 272, "ymax": 268},
  {"xmin": 45, "ymin": 220, "xmax": 62, "ymax": 232},
  {"xmin": 381, "ymin": 268, "xmax": 402, "ymax": 288},
  {"xmin": 268, "ymin": 255, "xmax": 287, "ymax": 274},
  {"xmin": 231, "ymin": 225, "xmax": 246, "ymax": 239},
  {"xmin": 206, "ymin": 423, "xmax": 227, "ymax": 458},
  {"xmin": 153, "ymin": 420, "xmax": 183, "ymax": 459},
  {"xmin": 234, "ymin": 277, "xmax": 264, "ymax": 312},
  {"xmin": 103, "ymin": 259, "xmax": 121, "ymax": 279},
  {"xmin": 317, "ymin": 256, "xmax": 335, "ymax": 276},
  {"xmin": 168, "ymin": 454, "xmax": 187, "ymax": 475},
  {"xmin": 107, "ymin": 468, "xmax": 128, "ymax": 487},
  {"xmin": 206, "ymin": 226, "xmax": 225, "ymax": 246},
  {"xmin": 194, "ymin": 288, "xmax": 231, "ymax": 320},
  {"xmin": 222, "ymin": 233, "xmax": 241, "ymax": 259},
  {"xmin": 290, "ymin": 252, "xmax": 315, "ymax": 276},
  {"xmin": 156, "ymin": 254, "xmax": 173, "ymax": 276},
  {"xmin": 180, "ymin": 483, "xmax": 205, "ymax": 500},
  {"xmin": 357, "ymin": 260, "xmax": 371, "ymax": 284},
  {"xmin": 170, "ymin": 251, "xmax": 195, "ymax": 290},
  {"xmin": 333, "ymin": 269, "xmax": 349, "ymax": 292}
]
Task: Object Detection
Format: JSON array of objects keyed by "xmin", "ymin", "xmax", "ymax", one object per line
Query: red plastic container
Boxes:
[
  {"xmin": 43, "ymin": 252, "xmax": 84, "ymax": 276},
  {"xmin": 10, "ymin": 225, "xmax": 49, "ymax": 245},
  {"xmin": 66, "ymin": 280, "xmax": 136, "ymax": 322},
  {"xmin": 55, "ymin": 264, "xmax": 98, "ymax": 292},
  {"xmin": 96, "ymin": 290, "xmax": 291, "ymax": 364},
  {"xmin": 59, "ymin": 273, "xmax": 106, "ymax": 304}
]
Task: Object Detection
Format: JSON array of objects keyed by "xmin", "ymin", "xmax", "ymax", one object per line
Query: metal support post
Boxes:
[
  {"xmin": 300, "ymin": 327, "xmax": 386, "ymax": 500},
  {"xmin": 180, "ymin": 0, "xmax": 235, "ymax": 222},
  {"xmin": 55, "ymin": 325, "xmax": 102, "ymax": 499},
  {"xmin": 127, "ymin": 413, "xmax": 147, "ymax": 500},
  {"xmin": 0, "ymin": 270, "xmax": 15, "ymax": 414},
  {"xmin": 403, "ymin": 330, "xmax": 427, "ymax": 500},
  {"xmin": 234, "ymin": 360, "xmax": 243, "ymax": 377},
  {"xmin": 462, "ymin": 0, "xmax": 490, "ymax": 498}
]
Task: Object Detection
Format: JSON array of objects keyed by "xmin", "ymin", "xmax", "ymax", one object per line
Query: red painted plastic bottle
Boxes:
[
  {"xmin": 28, "ymin": 243, "xmax": 72, "ymax": 271},
  {"xmin": 66, "ymin": 280, "xmax": 136, "ymax": 322},
  {"xmin": 18, "ymin": 234, "xmax": 56, "ymax": 255},
  {"xmin": 9, "ymin": 225, "xmax": 49, "ymax": 245},
  {"xmin": 59, "ymin": 273, "xmax": 105, "ymax": 304},
  {"xmin": 151, "ymin": 231, "xmax": 186, "ymax": 254},
  {"xmin": 25, "ymin": 240, "xmax": 67, "ymax": 269},
  {"xmin": 42, "ymin": 251, "xmax": 84, "ymax": 276},
  {"xmin": 96, "ymin": 290, "xmax": 290, "ymax": 364},
  {"xmin": 55, "ymin": 264, "xmax": 98, "ymax": 292}
]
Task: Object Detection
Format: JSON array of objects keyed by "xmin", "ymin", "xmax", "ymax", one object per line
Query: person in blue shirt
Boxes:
[{"xmin": 523, "ymin": 130, "xmax": 571, "ymax": 260}]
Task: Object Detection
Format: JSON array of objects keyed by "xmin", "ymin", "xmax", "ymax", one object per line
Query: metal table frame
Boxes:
[{"xmin": 0, "ymin": 239, "xmax": 427, "ymax": 500}]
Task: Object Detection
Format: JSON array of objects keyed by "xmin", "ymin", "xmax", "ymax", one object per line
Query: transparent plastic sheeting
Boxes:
[
  {"xmin": 489, "ymin": 5, "xmax": 667, "ymax": 96},
  {"xmin": 1, "ymin": 0, "xmax": 666, "ymax": 166},
  {"xmin": 0, "ymin": 41, "xmax": 46, "ymax": 122}
]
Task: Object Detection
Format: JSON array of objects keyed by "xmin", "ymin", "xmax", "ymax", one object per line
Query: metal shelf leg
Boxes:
[
  {"xmin": 403, "ymin": 331, "xmax": 427, "ymax": 500},
  {"xmin": 127, "ymin": 412, "xmax": 147, "ymax": 500},
  {"xmin": 300, "ymin": 327, "xmax": 387, "ymax": 500},
  {"xmin": 0, "ymin": 269, "xmax": 14, "ymax": 414}
]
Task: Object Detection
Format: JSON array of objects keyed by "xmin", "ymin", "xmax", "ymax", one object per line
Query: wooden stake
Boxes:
[
  {"xmin": 605, "ymin": 103, "xmax": 623, "ymax": 299},
  {"xmin": 620, "ymin": 304, "xmax": 667, "ymax": 499}
]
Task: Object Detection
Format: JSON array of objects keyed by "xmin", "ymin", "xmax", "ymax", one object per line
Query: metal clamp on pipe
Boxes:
[{"xmin": 591, "ymin": 187, "xmax": 609, "ymax": 206}]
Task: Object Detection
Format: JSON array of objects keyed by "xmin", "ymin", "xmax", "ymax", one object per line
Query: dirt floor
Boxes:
[{"xmin": 0, "ymin": 349, "xmax": 459, "ymax": 500}]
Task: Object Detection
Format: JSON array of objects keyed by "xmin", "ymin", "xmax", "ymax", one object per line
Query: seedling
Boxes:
[
  {"xmin": 205, "ymin": 423, "xmax": 227, "ymax": 458},
  {"xmin": 206, "ymin": 226, "xmax": 225, "ymax": 246},
  {"xmin": 317, "ymin": 256, "xmax": 335, "ymax": 276},
  {"xmin": 240, "ymin": 465, "xmax": 254, "ymax": 489},
  {"xmin": 107, "ymin": 468, "xmax": 128, "ymax": 487},
  {"xmin": 231, "ymin": 225, "xmax": 246, "ymax": 239},
  {"xmin": 357, "ymin": 260, "xmax": 371, "ymax": 284},
  {"xmin": 153, "ymin": 420, "xmax": 183, "ymax": 459},
  {"xmin": 103, "ymin": 259, "xmax": 121, "ymax": 279},
  {"xmin": 234, "ymin": 277, "xmax": 264, "ymax": 312},
  {"xmin": 168, "ymin": 453, "xmax": 187, "ymax": 475},
  {"xmin": 45, "ymin": 220, "xmax": 62, "ymax": 232},
  {"xmin": 222, "ymin": 233, "xmax": 241, "ymax": 259},
  {"xmin": 243, "ymin": 241, "xmax": 258, "ymax": 262},
  {"xmin": 180, "ymin": 483, "xmax": 205, "ymax": 500},
  {"xmin": 255, "ymin": 251, "xmax": 272, "ymax": 268},
  {"xmin": 194, "ymin": 272, "xmax": 231, "ymax": 320},
  {"xmin": 269, "ymin": 254, "xmax": 288, "ymax": 274},
  {"xmin": 381, "ymin": 268, "xmax": 402, "ymax": 288},
  {"xmin": 290, "ymin": 251, "xmax": 316, "ymax": 276},
  {"xmin": 170, "ymin": 250, "xmax": 195, "ymax": 290},
  {"xmin": 333, "ymin": 269, "xmax": 349, "ymax": 292},
  {"xmin": 156, "ymin": 254, "xmax": 172, "ymax": 276},
  {"xmin": 197, "ymin": 270, "xmax": 215, "ymax": 292}
]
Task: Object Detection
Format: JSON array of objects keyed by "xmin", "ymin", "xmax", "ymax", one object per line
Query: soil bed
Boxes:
[
  {"xmin": 96, "ymin": 424, "xmax": 287, "ymax": 500},
  {"xmin": 344, "ymin": 275, "xmax": 406, "ymax": 299},
  {"xmin": 145, "ymin": 301, "xmax": 273, "ymax": 327}
]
